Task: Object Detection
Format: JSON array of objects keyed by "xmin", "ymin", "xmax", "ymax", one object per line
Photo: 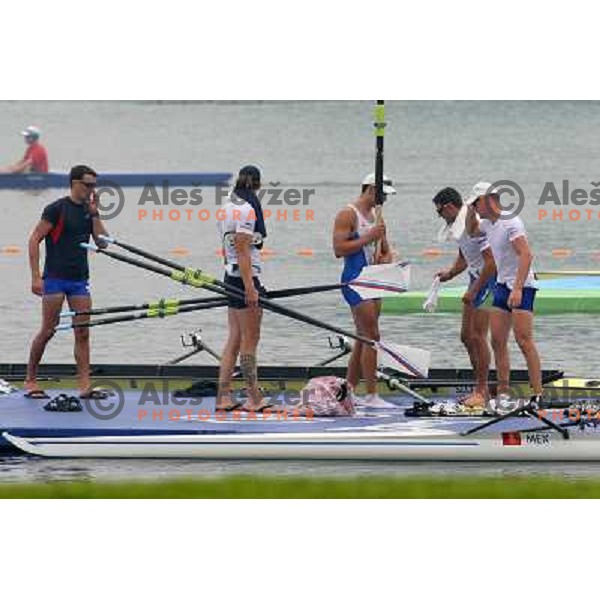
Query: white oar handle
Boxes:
[
  {"xmin": 98, "ymin": 234, "xmax": 115, "ymax": 244},
  {"xmin": 59, "ymin": 311, "xmax": 76, "ymax": 318},
  {"xmin": 80, "ymin": 242, "xmax": 99, "ymax": 252},
  {"xmin": 423, "ymin": 277, "xmax": 441, "ymax": 313},
  {"xmin": 55, "ymin": 323, "xmax": 71, "ymax": 331}
]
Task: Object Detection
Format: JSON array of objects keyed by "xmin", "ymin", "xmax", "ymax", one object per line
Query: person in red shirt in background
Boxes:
[{"xmin": 0, "ymin": 126, "xmax": 49, "ymax": 173}]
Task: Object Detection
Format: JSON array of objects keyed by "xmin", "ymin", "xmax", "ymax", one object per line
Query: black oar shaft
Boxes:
[
  {"xmin": 99, "ymin": 242, "xmax": 375, "ymax": 348},
  {"xmin": 75, "ymin": 295, "xmax": 225, "ymax": 317},
  {"xmin": 72, "ymin": 300, "xmax": 227, "ymax": 329},
  {"xmin": 375, "ymin": 100, "xmax": 385, "ymax": 206},
  {"xmin": 106, "ymin": 239, "xmax": 344, "ymax": 300},
  {"xmin": 109, "ymin": 238, "xmax": 184, "ymax": 272},
  {"xmin": 90, "ymin": 301, "xmax": 147, "ymax": 316},
  {"xmin": 101, "ymin": 247, "xmax": 176, "ymax": 279},
  {"xmin": 75, "ymin": 283, "xmax": 343, "ymax": 318},
  {"xmin": 268, "ymin": 283, "xmax": 341, "ymax": 299}
]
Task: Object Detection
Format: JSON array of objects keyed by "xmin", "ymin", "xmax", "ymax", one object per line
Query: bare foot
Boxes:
[
  {"xmin": 216, "ymin": 391, "xmax": 236, "ymax": 411},
  {"xmin": 24, "ymin": 380, "xmax": 38, "ymax": 393},
  {"xmin": 460, "ymin": 391, "xmax": 487, "ymax": 408}
]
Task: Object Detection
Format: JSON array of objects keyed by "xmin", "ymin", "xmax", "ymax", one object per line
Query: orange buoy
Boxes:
[
  {"xmin": 261, "ymin": 248, "xmax": 276, "ymax": 258},
  {"xmin": 296, "ymin": 248, "xmax": 314, "ymax": 257},
  {"xmin": 421, "ymin": 247, "xmax": 444, "ymax": 258},
  {"xmin": 1, "ymin": 245, "xmax": 21, "ymax": 255},
  {"xmin": 551, "ymin": 248, "xmax": 573, "ymax": 258},
  {"xmin": 169, "ymin": 247, "xmax": 190, "ymax": 257}
]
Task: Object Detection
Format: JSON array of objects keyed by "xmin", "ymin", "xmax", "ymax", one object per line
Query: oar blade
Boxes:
[
  {"xmin": 349, "ymin": 261, "xmax": 410, "ymax": 300},
  {"xmin": 377, "ymin": 340, "xmax": 430, "ymax": 378}
]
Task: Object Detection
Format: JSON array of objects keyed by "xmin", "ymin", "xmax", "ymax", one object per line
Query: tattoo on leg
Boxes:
[{"xmin": 240, "ymin": 354, "xmax": 257, "ymax": 388}]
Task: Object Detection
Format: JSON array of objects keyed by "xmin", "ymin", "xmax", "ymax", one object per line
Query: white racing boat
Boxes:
[
  {"xmin": 1, "ymin": 334, "xmax": 597, "ymax": 461},
  {"xmin": 4, "ymin": 426, "xmax": 600, "ymax": 461}
]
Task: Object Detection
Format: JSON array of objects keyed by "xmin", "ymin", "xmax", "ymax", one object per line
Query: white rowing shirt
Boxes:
[
  {"xmin": 347, "ymin": 204, "xmax": 376, "ymax": 266},
  {"xmin": 438, "ymin": 206, "xmax": 489, "ymax": 277},
  {"xmin": 217, "ymin": 194, "xmax": 263, "ymax": 277},
  {"xmin": 479, "ymin": 212, "xmax": 536, "ymax": 289},
  {"xmin": 457, "ymin": 227, "xmax": 489, "ymax": 277}
]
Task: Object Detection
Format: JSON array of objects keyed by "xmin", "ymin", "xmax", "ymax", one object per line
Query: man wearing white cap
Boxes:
[
  {"xmin": 0, "ymin": 126, "xmax": 49, "ymax": 174},
  {"xmin": 465, "ymin": 182, "xmax": 542, "ymax": 405},
  {"xmin": 332, "ymin": 173, "xmax": 395, "ymax": 408}
]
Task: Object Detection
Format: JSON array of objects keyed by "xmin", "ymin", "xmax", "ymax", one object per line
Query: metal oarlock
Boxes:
[
  {"xmin": 166, "ymin": 330, "xmax": 221, "ymax": 365},
  {"xmin": 318, "ymin": 336, "xmax": 352, "ymax": 366}
]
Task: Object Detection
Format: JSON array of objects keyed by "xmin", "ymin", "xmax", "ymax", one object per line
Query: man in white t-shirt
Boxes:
[
  {"xmin": 465, "ymin": 182, "xmax": 542, "ymax": 405},
  {"xmin": 432, "ymin": 187, "xmax": 496, "ymax": 408}
]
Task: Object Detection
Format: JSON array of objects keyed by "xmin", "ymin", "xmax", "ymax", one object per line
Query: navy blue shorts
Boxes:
[
  {"xmin": 469, "ymin": 273, "xmax": 496, "ymax": 309},
  {"xmin": 43, "ymin": 278, "xmax": 90, "ymax": 297},
  {"xmin": 493, "ymin": 282, "xmax": 537, "ymax": 312},
  {"xmin": 224, "ymin": 274, "xmax": 266, "ymax": 309}
]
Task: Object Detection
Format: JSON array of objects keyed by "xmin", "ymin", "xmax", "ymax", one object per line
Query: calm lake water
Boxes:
[{"xmin": 1, "ymin": 101, "xmax": 599, "ymax": 481}]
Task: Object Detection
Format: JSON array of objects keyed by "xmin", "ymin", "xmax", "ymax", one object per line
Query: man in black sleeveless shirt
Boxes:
[{"xmin": 25, "ymin": 165, "xmax": 108, "ymax": 397}]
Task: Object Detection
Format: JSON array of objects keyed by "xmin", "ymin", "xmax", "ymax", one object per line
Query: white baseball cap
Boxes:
[
  {"xmin": 362, "ymin": 173, "xmax": 397, "ymax": 195},
  {"xmin": 465, "ymin": 181, "xmax": 498, "ymax": 205},
  {"xmin": 21, "ymin": 125, "xmax": 41, "ymax": 139}
]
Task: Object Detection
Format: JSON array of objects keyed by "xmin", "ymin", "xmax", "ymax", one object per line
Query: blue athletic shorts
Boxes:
[
  {"xmin": 43, "ymin": 278, "xmax": 90, "ymax": 297},
  {"xmin": 469, "ymin": 273, "xmax": 496, "ymax": 309},
  {"xmin": 492, "ymin": 282, "xmax": 536, "ymax": 312},
  {"xmin": 342, "ymin": 285, "xmax": 363, "ymax": 308}
]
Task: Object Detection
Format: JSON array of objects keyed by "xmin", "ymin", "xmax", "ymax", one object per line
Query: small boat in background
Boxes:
[
  {"xmin": 384, "ymin": 273, "xmax": 600, "ymax": 315},
  {"xmin": 0, "ymin": 171, "xmax": 231, "ymax": 190}
]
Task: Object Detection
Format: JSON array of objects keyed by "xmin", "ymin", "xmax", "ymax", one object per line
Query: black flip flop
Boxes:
[
  {"xmin": 240, "ymin": 402, "xmax": 274, "ymax": 413},
  {"xmin": 24, "ymin": 389, "xmax": 50, "ymax": 400},
  {"xmin": 80, "ymin": 388, "xmax": 113, "ymax": 400},
  {"xmin": 173, "ymin": 380, "xmax": 218, "ymax": 398},
  {"xmin": 215, "ymin": 401, "xmax": 244, "ymax": 412}
]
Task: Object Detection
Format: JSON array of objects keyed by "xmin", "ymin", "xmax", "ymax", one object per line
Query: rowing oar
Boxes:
[
  {"xmin": 60, "ymin": 296, "xmax": 228, "ymax": 319},
  {"xmin": 55, "ymin": 299, "xmax": 227, "ymax": 330},
  {"xmin": 84, "ymin": 236, "xmax": 430, "ymax": 378},
  {"xmin": 374, "ymin": 99, "xmax": 386, "ymax": 262},
  {"xmin": 59, "ymin": 287, "xmax": 365, "ymax": 330},
  {"xmin": 59, "ymin": 263, "xmax": 410, "ymax": 320}
]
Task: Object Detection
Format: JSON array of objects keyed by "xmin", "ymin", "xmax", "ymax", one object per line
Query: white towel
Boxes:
[
  {"xmin": 449, "ymin": 205, "xmax": 467, "ymax": 240},
  {"xmin": 423, "ymin": 277, "xmax": 442, "ymax": 313},
  {"xmin": 436, "ymin": 205, "xmax": 467, "ymax": 243},
  {"xmin": 436, "ymin": 222, "xmax": 452, "ymax": 243}
]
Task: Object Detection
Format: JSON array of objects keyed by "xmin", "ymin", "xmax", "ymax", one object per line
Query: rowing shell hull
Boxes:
[{"xmin": 4, "ymin": 431, "xmax": 600, "ymax": 461}]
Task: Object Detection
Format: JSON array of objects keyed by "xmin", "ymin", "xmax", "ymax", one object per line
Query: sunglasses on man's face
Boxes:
[{"xmin": 78, "ymin": 181, "xmax": 97, "ymax": 189}]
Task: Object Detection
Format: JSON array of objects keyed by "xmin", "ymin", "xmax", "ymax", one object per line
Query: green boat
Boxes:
[{"xmin": 383, "ymin": 275, "xmax": 600, "ymax": 315}]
